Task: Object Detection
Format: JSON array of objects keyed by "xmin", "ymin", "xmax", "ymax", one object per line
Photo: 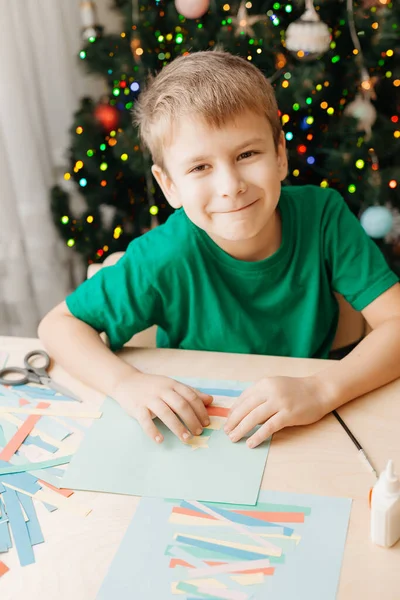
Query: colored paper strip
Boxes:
[
  {"xmin": 233, "ymin": 509, "xmax": 305, "ymax": 523},
  {"xmin": 188, "ymin": 558, "xmax": 271, "ymax": 577},
  {"xmin": 1, "ymin": 414, "xmax": 63, "ymax": 448},
  {"xmin": 38, "ymin": 479, "xmax": 74, "ymax": 498},
  {"xmin": 206, "ymin": 406, "xmax": 230, "ymax": 418},
  {"xmin": 175, "ymin": 535, "xmax": 270, "ymax": 561},
  {"xmin": 16, "ymin": 492, "xmax": 44, "ymax": 546},
  {"xmin": 23, "ymin": 435, "xmax": 58, "ymax": 453},
  {"xmin": 0, "ymin": 518, "xmax": 12, "ymax": 552},
  {"xmin": 0, "ymin": 402, "xmax": 49, "ymax": 461},
  {"xmin": 2, "ymin": 487, "xmax": 35, "ymax": 566},
  {"xmin": 0, "ymin": 407, "xmax": 101, "ymax": 419},
  {"xmin": 187, "ymin": 501, "xmax": 282, "ymax": 556},
  {"xmin": 0, "ymin": 455, "xmax": 72, "ymax": 476},
  {"xmin": 0, "ymin": 560, "xmax": 9, "ymax": 578}
]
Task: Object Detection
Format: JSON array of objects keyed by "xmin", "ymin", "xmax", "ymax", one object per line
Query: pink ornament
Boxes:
[{"xmin": 175, "ymin": 0, "xmax": 210, "ymax": 19}]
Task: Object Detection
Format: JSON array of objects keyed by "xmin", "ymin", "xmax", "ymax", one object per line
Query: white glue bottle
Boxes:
[{"xmin": 370, "ymin": 459, "xmax": 400, "ymax": 548}]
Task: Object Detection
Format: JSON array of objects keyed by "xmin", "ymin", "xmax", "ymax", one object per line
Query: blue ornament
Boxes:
[{"xmin": 360, "ymin": 206, "xmax": 393, "ymax": 239}]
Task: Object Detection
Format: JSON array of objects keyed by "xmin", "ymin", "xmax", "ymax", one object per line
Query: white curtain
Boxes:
[{"xmin": 0, "ymin": 0, "xmax": 121, "ymax": 337}]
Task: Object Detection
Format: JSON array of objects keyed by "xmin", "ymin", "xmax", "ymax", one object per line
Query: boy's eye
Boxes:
[
  {"xmin": 238, "ymin": 150, "xmax": 258, "ymax": 160},
  {"xmin": 190, "ymin": 164, "xmax": 208, "ymax": 173}
]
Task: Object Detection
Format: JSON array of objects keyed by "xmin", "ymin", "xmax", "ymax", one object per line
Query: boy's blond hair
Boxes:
[{"xmin": 133, "ymin": 50, "xmax": 282, "ymax": 172}]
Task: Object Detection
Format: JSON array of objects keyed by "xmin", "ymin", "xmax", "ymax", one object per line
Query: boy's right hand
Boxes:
[{"xmin": 112, "ymin": 372, "xmax": 213, "ymax": 444}]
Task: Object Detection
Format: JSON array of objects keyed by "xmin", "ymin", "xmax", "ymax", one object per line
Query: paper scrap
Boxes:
[
  {"xmin": 0, "ymin": 402, "xmax": 50, "ymax": 461},
  {"xmin": 2, "ymin": 487, "xmax": 35, "ymax": 566},
  {"xmin": 0, "ymin": 455, "xmax": 72, "ymax": 476},
  {"xmin": 0, "ymin": 560, "xmax": 9, "ymax": 577},
  {"xmin": 0, "ymin": 407, "xmax": 101, "ymax": 419},
  {"xmin": 16, "ymin": 492, "xmax": 44, "ymax": 546}
]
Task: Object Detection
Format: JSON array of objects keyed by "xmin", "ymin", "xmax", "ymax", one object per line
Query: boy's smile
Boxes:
[{"xmin": 152, "ymin": 110, "xmax": 288, "ymax": 262}]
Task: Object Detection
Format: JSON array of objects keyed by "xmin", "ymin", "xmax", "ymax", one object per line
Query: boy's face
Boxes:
[{"xmin": 152, "ymin": 110, "xmax": 288, "ymax": 261}]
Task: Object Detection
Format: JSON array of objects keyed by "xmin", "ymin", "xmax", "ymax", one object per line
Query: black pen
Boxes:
[{"xmin": 332, "ymin": 410, "xmax": 379, "ymax": 479}]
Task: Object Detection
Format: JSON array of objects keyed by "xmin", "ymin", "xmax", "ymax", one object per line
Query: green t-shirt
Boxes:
[{"xmin": 66, "ymin": 185, "xmax": 398, "ymax": 358}]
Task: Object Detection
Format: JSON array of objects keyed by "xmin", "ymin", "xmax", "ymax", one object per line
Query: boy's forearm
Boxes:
[
  {"xmin": 311, "ymin": 318, "xmax": 400, "ymax": 412},
  {"xmin": 38, "ymin": 313, "xmax": 140, "ymax": 398}
]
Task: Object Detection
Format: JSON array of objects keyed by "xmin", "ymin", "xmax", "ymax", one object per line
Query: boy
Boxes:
[{"xmin": 39, "ymin": 50, "xmax": 400, "ymax": 449}]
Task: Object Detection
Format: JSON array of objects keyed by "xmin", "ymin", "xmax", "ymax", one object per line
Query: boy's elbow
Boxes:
[{"xmin": 37, "ymin": 301, "xmax": 72, "ymax": 341}]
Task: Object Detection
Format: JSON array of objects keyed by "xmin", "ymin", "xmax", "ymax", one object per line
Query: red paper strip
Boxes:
[
  {"xmin": 0, "ymin": 402, "xmax": 50, "ymax": 461},
  {"xmin": 206, "ymin": 406, "xmax": 230, "ymax": 418}
]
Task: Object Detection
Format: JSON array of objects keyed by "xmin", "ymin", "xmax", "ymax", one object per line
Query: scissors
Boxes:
[{"xmin": 0, "ymin": 349, "xmax": 82, "ymax": 402}]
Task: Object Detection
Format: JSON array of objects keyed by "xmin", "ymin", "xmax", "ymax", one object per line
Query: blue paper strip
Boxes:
[
  {"xmin": 0, "ymin": 461, "xmax": 41, "ymax": 494},
  {"xmin": 181, "ymin": 500, "xmax": 290, "ymax": 530},
  {"xmin": 33, "ymin": 417, "xmax": 71, "ymax": 442},
  {"xmin": 16, "ymin": 492, "xmax": 44, "ymax": 546},
  {"xmin": 0, "ymin": 424, "xmax": 6, "ymax": 447},
  {"xmin": 24, "ymin": 435, "xmax": 58, "ymax": 453},
  {"xmin": 196, "ymin": 387, "xmax": 242, "ymax": 397},
  {"xmin": 2, "ymin": 487, "xmax": 35, "ymax": 566},
  {"xmin": 0, "ymin": 517, "xmax": 12, "ymax": 552},
  {"xmin": 175, "ymin": 534, "xmax": 269, "ymax": 560}
]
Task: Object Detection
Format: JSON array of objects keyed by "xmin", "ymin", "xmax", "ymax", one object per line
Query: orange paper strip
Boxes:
[
  {"xmin": 38, "ymin": 479, "xmax": 74, "ymax": 498},
  {"xmin": 172, "ymin": 506, "xmax": 213, "ymax": 520},
  {"xmin": 233, "ymin": 510, "xmax": 305, "ymax": 523},
  {"xmin": 0, "ymin": 561, "xmax": 10, "ymax": 577},
  {"xmin": 19, "ymin": 398, "xmax": 30, "ymax": 407},
  {"xmin": 0, "ymin": 402, "xmax": 50, "ymax": 461},
  {"xmin": 206, "ymin": 406, "xmax": 230, "ymax": 418}
]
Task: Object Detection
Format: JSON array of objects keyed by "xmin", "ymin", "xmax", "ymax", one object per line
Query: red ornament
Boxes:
[{"xmin": 94, "ymin": 104, "xmax": 119, "ymax": 131}]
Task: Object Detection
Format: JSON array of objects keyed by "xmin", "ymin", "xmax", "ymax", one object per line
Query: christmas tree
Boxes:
[{"xmin": 51, "ymin": 0, "xmax": 400, "ymax": 271}]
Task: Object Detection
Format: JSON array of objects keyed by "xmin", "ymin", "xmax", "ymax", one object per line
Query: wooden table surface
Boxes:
[{"xmin": 0, "ymin": 335, "xmax": 399, "ymax": 600}]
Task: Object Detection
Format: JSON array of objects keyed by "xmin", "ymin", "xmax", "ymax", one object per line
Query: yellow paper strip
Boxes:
[
  {"xmin": 231, "ymin": 573, "xmax": 264, "ymax": 585},
  {"xmin": 0, "ymin": 407, "xmax": 102, "ymax": 419}
]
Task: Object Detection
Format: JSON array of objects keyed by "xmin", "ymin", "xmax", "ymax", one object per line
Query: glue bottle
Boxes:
[{"xmin": 370, "ymin": 459, "xmax": 400, "ymax": 548}]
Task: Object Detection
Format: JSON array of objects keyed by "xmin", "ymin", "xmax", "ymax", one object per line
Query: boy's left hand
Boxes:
[{"xmin": 224, "ymin": 376, "xmax": 327, "ymax": 449}]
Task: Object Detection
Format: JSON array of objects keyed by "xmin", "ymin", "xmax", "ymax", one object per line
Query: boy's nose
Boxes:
[{"xmin": 217, "ymin": 167, "xmax": 247, "ymax": 198}]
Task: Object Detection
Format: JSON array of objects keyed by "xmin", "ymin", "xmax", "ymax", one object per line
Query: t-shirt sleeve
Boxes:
[
  {"xmin": 322, "ymin": 190, "xmax": 399, "ymax": 311},
  {"xmin": 65, "ymin": 246, "xmax": 160, "ymax": 351}
]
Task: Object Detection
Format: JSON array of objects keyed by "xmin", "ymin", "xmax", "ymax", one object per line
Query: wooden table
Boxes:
[{"xmin": 0, "ymin": 335, "xmax": 399, "ymax": 600}]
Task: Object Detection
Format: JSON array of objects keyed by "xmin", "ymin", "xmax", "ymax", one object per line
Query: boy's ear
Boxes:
[
  {"xmin": 277, "ymin": 132, "xmax": 289, "ymax": 181},
  {"xmin": 151, "ymin": 165, "xmax": 182, "ymax": 209}
]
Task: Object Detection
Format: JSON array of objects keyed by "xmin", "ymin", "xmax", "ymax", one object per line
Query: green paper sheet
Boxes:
[{"xmin": 62, "ymin": 378, "xmax": 270, "ymax": 504}]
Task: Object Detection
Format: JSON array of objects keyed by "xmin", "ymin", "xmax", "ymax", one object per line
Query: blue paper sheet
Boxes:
[
  {"xmin": 98, "ymin": 490, "xmax": 352, "ymax": 600},
  {"xmin": 62, "ymin": 378, "xmax": 269, "ymax": 505}
]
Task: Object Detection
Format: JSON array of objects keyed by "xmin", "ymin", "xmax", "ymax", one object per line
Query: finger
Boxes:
[
  {"xmin": 228, "ymin": 385, "xmax": 259, "ymax": 416},
  {"xmin": 174, "ymin": 384, "xmax": 211, "ymax": 427},
  {"xmin": 224, "ymin": 395, "xmax": 265, "ymax": 433},
  {"xmin": 150, "ymin": 398, "xmax": 194, "ymax": 443},
  {"xmin": 247, "ymin": 413, "xmax": 285, "ymax": 448},
  {"xmin": 162, "ymin": 390, "xmax": 204, "ymax": 436},
  {"xmin": 135, "ymin": 406, "xmax": 164, "ymax": 444},
  {"xmin": 228, "ymin": 404, "xmax": 276, "ymax": 443}
]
